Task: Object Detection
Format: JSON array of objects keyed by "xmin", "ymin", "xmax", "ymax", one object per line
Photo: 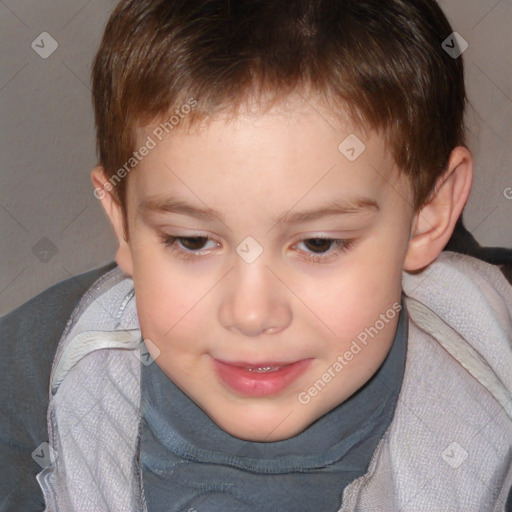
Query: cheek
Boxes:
[
  {"xmin": 131, "ymin": 246, "xmax": 204, "ymax": 344},
  {"xmin": 309, "ymin": 251, "xmax": 401, "ymax": 336}
]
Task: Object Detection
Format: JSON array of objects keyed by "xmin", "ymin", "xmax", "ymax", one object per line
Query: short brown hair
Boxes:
[{"xmin": 92, "ymin": 0, "xmax": 466, "ymax": 233}]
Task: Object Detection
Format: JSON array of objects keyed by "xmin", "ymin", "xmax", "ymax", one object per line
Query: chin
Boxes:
[{"xmin": 212, "ymin": 411, "xmax": 309, "ymax": 442}]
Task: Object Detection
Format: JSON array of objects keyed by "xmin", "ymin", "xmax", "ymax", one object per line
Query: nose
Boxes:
[{"xmin": 218, "ymin": 259, "xmax": 292, "ymax": 338}]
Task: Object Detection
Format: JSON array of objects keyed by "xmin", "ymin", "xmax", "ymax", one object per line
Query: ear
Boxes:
[
  {"xmin": 91, "ymin": 166, "xmax": 134, "ymax": 276},
  {"xmin": 404, "ymin": 146, "xmax": 473, "ymax": 272}
]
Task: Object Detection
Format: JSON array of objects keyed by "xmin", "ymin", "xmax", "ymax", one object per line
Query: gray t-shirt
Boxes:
[{"xmin": 140, "ymin": 303, "xmax": 408, "ymax": 511}]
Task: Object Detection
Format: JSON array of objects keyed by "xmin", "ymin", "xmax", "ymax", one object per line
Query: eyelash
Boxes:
[{"xmin": 160, "ymin": 234, "xmax": 355, "ymax": 262}]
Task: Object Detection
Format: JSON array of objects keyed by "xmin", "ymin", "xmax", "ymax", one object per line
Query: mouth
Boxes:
[
  {"xmin": 245, "ymin": 365, "xmax": 283, "ymax": 373},
  {"xmin": 212, "ymin": 358, "xmax": 312, "ymax": 397}
]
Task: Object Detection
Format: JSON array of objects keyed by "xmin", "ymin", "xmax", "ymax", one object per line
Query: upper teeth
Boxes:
[{"xmin": 247, "ymin": 366, "xmax": 279, "ymax": 373}]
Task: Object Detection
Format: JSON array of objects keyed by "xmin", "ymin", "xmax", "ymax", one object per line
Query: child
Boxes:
[{"xmin": 2, "ymin": 0, "xmax": 512, "ymax": 510}]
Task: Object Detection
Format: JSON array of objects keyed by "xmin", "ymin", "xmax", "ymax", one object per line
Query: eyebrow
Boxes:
[{"xmin": 139, "ymin": 196, "xmax": 379, "ymax": 225}]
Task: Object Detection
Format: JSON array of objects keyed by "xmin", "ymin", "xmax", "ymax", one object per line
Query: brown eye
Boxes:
[
  {"xmin": 161, "ymin": 234, "xmax": 220, "ymax": 260},
  {"xmin": 293, "ymin": 237, "xmax": 354, "ymax": 263},
  {"xmin": 178, "ymin": 237, "xmax": 208, "ymax": 250},
  {"xmin": 303, "ymin": 238, "xmax": 334, "ymax": 253}
]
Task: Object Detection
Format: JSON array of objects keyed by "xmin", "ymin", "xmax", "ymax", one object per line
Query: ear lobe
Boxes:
[
  {"xmin": 90, "ymin": 166, "xmax": 134, "ymax": 276},
  {"xmin": 403, "ymin": 146, "xmax": 473, "ymax": 272}
]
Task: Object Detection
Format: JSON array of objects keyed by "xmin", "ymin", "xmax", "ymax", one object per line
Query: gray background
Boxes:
[{"xmin": 1, "ymin": 0, "xmax": 511, "ymax": 316}]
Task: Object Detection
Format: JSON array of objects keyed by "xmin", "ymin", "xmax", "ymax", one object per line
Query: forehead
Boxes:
[{"xmin": 130, "ymin": 96, "xmax": 407, "ymax": 218}]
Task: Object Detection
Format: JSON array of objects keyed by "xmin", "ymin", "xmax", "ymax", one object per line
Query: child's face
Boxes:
[{"xmin": 119, "ymin": 96, "xmax": 415, "ymax": 441}]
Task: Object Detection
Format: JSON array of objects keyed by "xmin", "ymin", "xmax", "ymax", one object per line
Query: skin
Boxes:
[{"xmin": 92, "ymin": 95, "xmax": 472, "ymax": 442}]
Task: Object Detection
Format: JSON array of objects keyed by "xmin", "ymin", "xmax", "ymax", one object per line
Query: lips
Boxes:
[{"xmin": 212, "ymin": 358, "xmax": 312, "ymax": 397}]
